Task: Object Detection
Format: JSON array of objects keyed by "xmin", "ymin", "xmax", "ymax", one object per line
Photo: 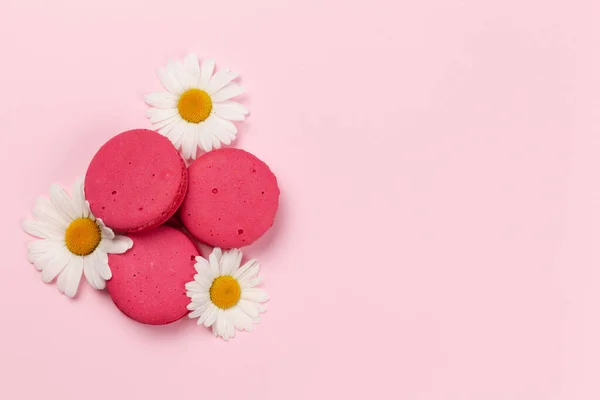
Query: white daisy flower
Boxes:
[
  {"xmin": 145, "ymin": 53, "xmax": 249, "ymax": 160},
  {"xmin": 22, "ymin": 178, "xmax": 133, "ymax": 297},
  {"xmin": 186, "ymin": 248, "xmax": 269, "ymax": 341}
]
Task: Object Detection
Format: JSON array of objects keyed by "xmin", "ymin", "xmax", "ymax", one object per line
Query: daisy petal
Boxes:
[
  {"xmin": 145, "ymin": 92, "xmax": 178, "ymax": 109},
  {"xmin": 234, "ymin": 259, "xmax": 260, "ymax": 281},
  {"xmin": 194, "ymin": 256, "xmax": 210, "ymax": 274},
  {"xmin": 230, "ymin": 307, "xmax": 254, "ymax": 332},
  {"xmin": 184, "ymin": 53, "xmax": 201, "ymax": 86},
  {"xmin": 163, "ymin": 119, "xmax": 186, "ymax": 150},
  {"xmin": 50, "ymin": 184, "xmax": 77, "ymax": 221},
  {"xmin": 96, "ymin": 218, "xmax": 115, "ymax": 240},
  {"xmin": 206, "ymin": 69, "xmax": 239, "ymax": 95},
  {"xmin": 197, "ymin": 121, "xmax": 214, "ymax": 152},
  {"xmin": 198, "ymin": 59, "xmax": 216, "ymax": 89},
  {"xmin": 41, "ymin": 248, "xmax": 71, "ymax": 283},
  {"xmin": 211, "ymin": 83, "xmax": 244, "ymax": 102},
  {"xmin": 70, "ymin": 177, "xmax": 87, "ymax": 218},
  {"xmin": 100, "ymin": 235, "xmax": 133, "ymax": 254},
  {"xmin": 181, "ymin": 123, "xmax": 197, "ymax": 160},
  {"xmin": 212, "ymin": 115, "xmax": 238, "ymax": 134},
  {"xmin": 83, "ymin": 255, "xmax": 105, "ymax": 290},
  {"xmin": 242, "ymin": 288, "xmax": 269, "ymax": 303},
  {"xmin": 209, "ymin": 250, "xmax": 221, "ymax": 278},
  {"xmin": 32, "ymin": 196, "xmax": 69, "ymax": 229},
  {"xmin": 22, "ymin": 220, "xmax": 61, "ymax": 239},
  {"xmin": 212, "ymin": 102, "xmax": 247, "ymax": 121},
  {"xmin": 92, "ymin": 249, "xmax": 112, "ymax": 280},
  {"xmin": 237, "ymin": 299, "xmax": 260, "ymax": 319},
  {"xmin": 64, "ymin": 257, "xmax": 84, "ymax": 297},
  {"xmin": 174, "ymin": 61, "xmax": 191, "ymax": 90},
  {"xmin": 213, "ymin": 100, "xmax": 248, "ymax": 115},
  {"xmin": 156, "ymin": 64, "xmax": 183, "ymax": 95},
  {"xmin": 146, "ymin": 108, "xmax": 178, "ymax": 124}
]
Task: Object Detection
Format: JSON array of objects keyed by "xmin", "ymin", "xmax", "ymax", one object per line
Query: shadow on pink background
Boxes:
[{"xmin": 1, "ymin": 0, "xmax": 599, "ymax": 399}]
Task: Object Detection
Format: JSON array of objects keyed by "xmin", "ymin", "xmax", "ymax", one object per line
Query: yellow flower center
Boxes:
[
  {"xmin": 177, "ymin": 89, "xmax": 212, "ymax": 123},
  {"xmin": 209, "ymin": 276, "xmax": 241, "ymax": 309},
  {"xmin": 65, "ymin": 218, "xmax": 101, "ymax": 256}
]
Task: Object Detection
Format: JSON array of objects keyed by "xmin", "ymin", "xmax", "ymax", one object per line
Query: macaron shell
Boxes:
[
  {"xmin": 85, "ymin": 129, "xmax": 188, "ymax": 233},
  {"xmin": 180, "ymin": 148, "xmax": 280, "ymax": 248},
  {"xmin": 106, "ymin": 226, "xmax": 198, "ymax": 325}
]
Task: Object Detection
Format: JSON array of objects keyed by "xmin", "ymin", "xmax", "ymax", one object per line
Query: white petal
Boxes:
[
  {"xmin": 151, "ymin": 115, "xmax": 179, "ymax": 131},
  {"xmin": 212, "ymin": 135, "xmax": 222, "ymax": 150},
  {"xmin": 197, "ymin": 121, "xmax": 214, "ymax": 152},
  {"xmin": 188, "ymin": 307, "xmax": 205, "ymax": 319},
  {"xmin": 240, "ymin": 277, "xmax": 263, "ymax": 289},
  {"xmin": 41, "ymin": 247, "xmax": 71, "ymax": 283},
  {"xmin": 100, "ymin": 235, "xmax": 133, "ymax": 254},
  {"xmin": 224, "ymin": 314, "xmax": 235, "ymax": 340},
  {"xmin": 145, "ymin": 92, "xmax": 178, "ymax": 109},
  {"xmin": 210, "ymin": 310, "xmax": 225, "ymax": 339},
  {"xmin": 33, "ymin": 196, "xmax": 69, "ymax": 229},
  {"xmin": 237, "ymin": 299, "xmax": 260, "ymax": 320},
  {"xmin": 242, "ymin": 288, "xmax": 269, "ymax": 303},
  {"xmin": 206, "ymin": 69, "xmax": 239, "ymax": 95},
  {"xmin": 83, "ymin": 254, "xmax": 105, "ymax": 290},
  {"xmin": 230, "ymin": 306, "xmax": 254, "ymax": 332},
  {"xmin": 181, "ymin": 123, "xmax": 197, "ymax": 160},
  {"xmin": 27, "ymin": 238, "xmax": 62, "ymax": 255},
  {"xmin": 174, "ymin": 61, "xmax": 191, "ymax": 90},
  {"xmin": 221, "ymin": 248, "xmax": 242, "ymax": 276},
  {"xmin": 91, "ymin": 249, "xmax": 112, "ymax": 280},
  {"xmin": 163, "ymin": 119, "xmax": 186, "ymax": 150},
  {"xmin": 209, "ymin": 250, "xmax": 221, "ymax": 278},
  {"xmin": 213, "ymin": 115, "xmax": 238, "ymax": 134},
  {"xmin": 70, "ymin": 177, "xmax": 87, "ymax": 218},
  {"xmin": 213, "ymin": 100, "xmax": 248, "ymax": 115},
  {"xmin": 185, "ymin": 281, "xmax": 203, "ymax": 292},
  {"xmin": 212, "ymin": 102, "xmax": 247, "ymax": 121},
  {"xmin": 192, "ymin": 273, "xmax": 212, "ymax": 290},
  {"xmin": 97, "ymin": 218, "xmax": 115, "ymax": 240},
  {"xmin": 64, "ymin": 257, "xmax": 84, "ymax": 297},
  {"xmin": 198, "ymin": 59, "xmax": 216, "ymax": 89},
  {"xmin": 184, "ymin": 53, "xmax": 200, "ymax": 87},
  {"xmin": 31, "ymin": 251, "xmax": 54, "ymax": 271},
  {"xmin": 234, "ymin": 259, "xmax": 260, "ymax": 281},
  {"xmin": 212, "ymin": 248, "xmax": 223, "ymax": 264},
  {"xmin": 146, "ymin": 107, "xmax": 178, "ymax": 124},
  {"xmin": 157, "ymin": 63, "xmax": 183, "ymax": 94},
  {"xmin": 49, "ymin": 184, "xmax": 77, "ymax": 221},
  {"xmin": 194, "ymin": 256, "xmax": 210, "ymax": 274},
  {"xmin": 211, "ymin": 83, "xmax": 244, "ymax": 102},
  {"xmin": 198, "ymin": 304, "xmax": 218, "ymax": 326},
  {"xmin": 22, "ymin": 220, "xmax": 62, "ymax": 239}
]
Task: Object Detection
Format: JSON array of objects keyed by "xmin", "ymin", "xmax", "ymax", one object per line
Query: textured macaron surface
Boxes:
[
  {"xmin": 106, "ymin": 226, "xmax": 198, "ymax": 325},
  {"xmin": 180, "ymin": 148, "xmax": 279, "ymax": 248},
  {"xmin": 85, "ymin": 129, "xmax": 188, "ymax": 233}
]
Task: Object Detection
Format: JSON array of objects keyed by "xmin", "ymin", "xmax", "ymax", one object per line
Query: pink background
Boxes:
[{"xmin": 1, "ymin": 0, "xmax": 599, "ymax": 399}]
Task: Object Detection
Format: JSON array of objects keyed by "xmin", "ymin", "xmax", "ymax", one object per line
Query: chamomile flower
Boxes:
[
  {"xmin": 145, "ymin": 53, "xmax": 249, "ymax": 160},
  {"xmin": 186, "ymin": 248, "xmax": 269, "ymax": 341},
  {"xmin": 22, "ymin": 178, "xmax": 133, "ymax": 297}
]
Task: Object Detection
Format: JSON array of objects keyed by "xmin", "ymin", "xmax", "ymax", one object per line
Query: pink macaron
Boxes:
[
  {"xmin": 85, "ymin": 129, "xmax": 188, "ymax": 233},
  {"xmin": 180, "ymin": 148, "xmax": 280, "ymax": 248},
  {"xmin": 106, "ymin": 225, "xmax": 198, "ymax": 325}
]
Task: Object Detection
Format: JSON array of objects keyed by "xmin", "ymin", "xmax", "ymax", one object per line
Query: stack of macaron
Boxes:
[{"xmin": 22, "ymin": 54, "xmax": 279, "ymax": 341}]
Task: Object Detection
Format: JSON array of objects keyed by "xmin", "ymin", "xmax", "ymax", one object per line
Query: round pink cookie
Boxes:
[
  {"xmin": 106, "ymin": 226, "xmax": 199, "ymax": 325},
  {"xmin": 180, "ymin": 148, "xmax": 279, "ymax": 248},
  {"xmin": 85, "ymin": 129, "xmax": 188, "ymax": 233}
]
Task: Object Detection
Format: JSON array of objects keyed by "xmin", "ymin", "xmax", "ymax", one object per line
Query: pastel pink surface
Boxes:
[
  {"xmin": 180, "ymin": 148, "xmax": 279, "ymax": 248},
  {"xmin": 106, "ymin": 226, "xmax": 198, "ymax": 325},
  {"xmin": 3, "ymin": 1, "xmax": 600, "ymax": 400},
  {"xmin": 85, "ymin": 129, "xmax": 188, "ymax": 232}
]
